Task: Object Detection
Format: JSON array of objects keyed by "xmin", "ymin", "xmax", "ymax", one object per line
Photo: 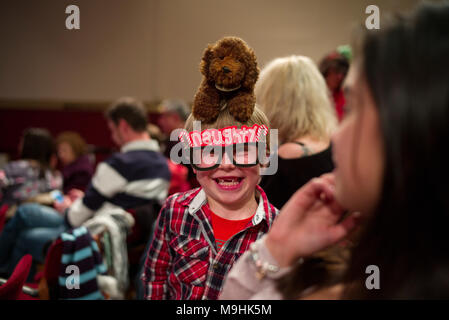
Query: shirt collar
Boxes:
[
  {"xmin": 252, "ymin": 190, "xmax": 266, "ymax": 225},
  {"xmin": 185, "ymin": 185, "xmax": 268, "ymax": 226},
  {"xmin": 188, "ymin": 189, "xmax": 207, "ymax": 215},
  {"xmin": 121, "ymin": 139, "xmax": 160, "ymax": 153}
]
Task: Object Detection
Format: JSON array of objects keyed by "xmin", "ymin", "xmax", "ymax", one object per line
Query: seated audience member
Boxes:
[
  {"xmin": 141, "ymin": 105, "xmax": 278, "ymax": 300},
  {"xmin": 257, "ymin": 55, "xmax": 337, "ymax": 209},
  {"xmin": 157, "ymin": 99, "xmax": 198, "ymax": 189},
  {"xmin": 220, "ymin": 2, "xmax": 449, "ymax": 300},
  {"xmin": 156, "ymin": 98, "xmax": 191, "ymax": 157},
  {"xmin": 56, "ymin": 131, "xmax": 94, "ymax": 193},
  {"xmin": 0, "ymin": 128, "xmax": 62, "ymax": 210},
  {"xmin": 0, "ymin": 97, "xmax": 171, "ymax": 278},
  {"xmin": 147, "ymin": 123, "xmax": 190, "ymax": 195},
  {"xmin": 146, "ymin": 123, "xmax": 165, "ymax": 147},
  {"xmin": 319, "ymin": 49, "xmax": 350, "ymax": 122}
]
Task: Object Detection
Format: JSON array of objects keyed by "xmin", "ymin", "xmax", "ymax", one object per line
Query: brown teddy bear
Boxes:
[{"xmin": 192, "ymin": 36, "xmax": 259, "ymax": 123}]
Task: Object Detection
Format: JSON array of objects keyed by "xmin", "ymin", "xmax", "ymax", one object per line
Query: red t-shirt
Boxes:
[{"xmin": 204, "ymin": 204, "xmax": 254, "ymax": 251}]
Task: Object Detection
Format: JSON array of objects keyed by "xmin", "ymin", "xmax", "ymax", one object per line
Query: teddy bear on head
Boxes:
[{"xmin": 192, "ymin": 36, "xmax": 259, "ymax": 123}]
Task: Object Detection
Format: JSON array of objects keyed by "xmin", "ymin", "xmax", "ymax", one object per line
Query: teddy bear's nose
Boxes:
[{"xmin": 222, "ymin": 66, "xmax": 231, "ymax": 74}]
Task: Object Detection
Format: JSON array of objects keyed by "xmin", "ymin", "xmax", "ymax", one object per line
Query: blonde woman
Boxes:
[{"xmin": 257, "ymin": 55, "xmax": 337, "ymax": 209}]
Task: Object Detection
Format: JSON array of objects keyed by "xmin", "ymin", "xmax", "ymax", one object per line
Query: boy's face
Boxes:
[{"xmin": 194, "ymin": 151, "xmax": 260, "ymax": 210}]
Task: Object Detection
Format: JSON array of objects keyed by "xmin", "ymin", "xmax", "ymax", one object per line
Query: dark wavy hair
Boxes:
[
  {"xmin": 342, "ymin": 2, "xmax": 449, "ymax": 299},
  {"xmin": 20, "ymin": 128, "xmax": 54, "ymax": 170},
  {"xmin": 275, "ymin": 3, "xmax": 449, "ymax": 300}
]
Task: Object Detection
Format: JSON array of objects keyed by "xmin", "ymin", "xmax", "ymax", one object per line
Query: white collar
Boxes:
[
  {"xmin": 188, "ymin": 189, "xmax": 266, "ymax": 226},
  {"xmin": 121, "ymin": 139, "xmax": 160, "ymax": 153},
  {"xmin": 188, "ymin": 189, "xmax": 207, "ymax": 215}
]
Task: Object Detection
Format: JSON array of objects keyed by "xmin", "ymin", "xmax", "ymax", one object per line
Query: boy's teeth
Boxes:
[{"xmin": 217, "ymin": 178, "xmax": 240, "ymax": 186}]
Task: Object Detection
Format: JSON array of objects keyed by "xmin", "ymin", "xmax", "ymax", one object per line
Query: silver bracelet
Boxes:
[{"xmin": 249, "ymin": 239, "xmax": 304, "ymax": 280}]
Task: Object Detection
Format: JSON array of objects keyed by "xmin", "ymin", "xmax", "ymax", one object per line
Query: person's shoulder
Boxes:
[
  {"xmin": 102, "ymin": 149, "xmax": 158, "ymax": 167},
  {"xmin": 103, "ymin": 151, "xmax": 124, "ymax": 165},
  {"xmin": 3, "ymin": 159, "xmax": 29, "ymax": 169},
  {"xmin": 2, "ymin": 160, "xmax": 33, "ymax": 176},
  {"xmin": 121, "ymin": 147, "xmax": 168, "ymax": 166},
  {"xmin": 76, "ymin": 154, "xmax": 95, "ymax": 170},
  {"xmin": 159, "ymin": 188, "xmax": 202, "ymax": 217},
  {"xmin": 278, "ymin": 143, "xmax": 305, "ymax": 159},
  {"xmin": 278, "ymin": 141, "xmax": 331, "ymax": 161},
  {"xmin": 168, "ymin": 187, "xmax": 202, "ymax": 205}
]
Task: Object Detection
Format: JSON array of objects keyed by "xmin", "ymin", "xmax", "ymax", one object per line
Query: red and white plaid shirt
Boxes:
[{"xmin": 142, "ymin": 185, "xmax": 279, "ymax": 300}]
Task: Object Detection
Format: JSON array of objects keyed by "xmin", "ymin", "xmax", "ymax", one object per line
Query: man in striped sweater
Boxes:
[
  {"xmin": 63, "ymin": 97, "xmax": 171, "ymax": 227},
  {"xmin": 0, "ymin": 97, "xmax": 171, "ymax": 277}
]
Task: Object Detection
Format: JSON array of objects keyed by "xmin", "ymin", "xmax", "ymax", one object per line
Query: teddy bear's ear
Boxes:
[
  {"xmin": 242, "ymin": 48, "xmax": 260, "ymax": 90},
  {"xmin": 200, "ymin": 44, "xmax": 214, "ymax": 77}
]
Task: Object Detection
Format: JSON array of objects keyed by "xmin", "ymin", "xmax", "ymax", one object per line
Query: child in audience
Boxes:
[
  {"xmin": 141, "ymin": 105, "xmax": 278, "ymax": 300},
  {"xmin": 0, "ymin": 128, "xmax": 62, "ymax": 209},
  {"xmin": 56, "ymin": 131, "xmax": 94, "ymax": 193}
]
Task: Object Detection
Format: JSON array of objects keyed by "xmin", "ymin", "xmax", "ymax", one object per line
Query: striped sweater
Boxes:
[
  {"xmin": 58, "ymin": 226, "xmax": 106, "ymax": 300},
  {"xmin": 66, "ymin": 139, "xmax": 171, "ymax": 228}
]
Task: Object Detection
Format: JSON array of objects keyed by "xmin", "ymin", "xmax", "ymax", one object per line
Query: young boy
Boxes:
[{"xmin": 141, "ymin": 107, "xmax": 278, "ymax": 300}]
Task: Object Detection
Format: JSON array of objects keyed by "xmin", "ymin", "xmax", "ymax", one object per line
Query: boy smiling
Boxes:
[{"xmin": 142, "ymin": 107, "xmax": 278, "ymax": 300}]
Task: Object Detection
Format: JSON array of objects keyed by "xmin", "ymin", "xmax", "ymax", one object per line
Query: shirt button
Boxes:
[
  {"xmin": 212, "ymin": 263, "xmax": 219, "ymax": 270},
  {"xmin": 183, "ymin": 245, "xmax": 189, "ymax": 251}
]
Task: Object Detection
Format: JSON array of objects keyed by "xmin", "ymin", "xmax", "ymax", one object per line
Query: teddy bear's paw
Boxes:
[
  {"xmin": 227, "ymin": 94, "xmax": 255, "ymax": 123},
  {"xmin": 192, "ymin": 104, "xmax": 220, "ymax": 123},
  {"xmin": 231, "ymin": 108, "xmax": 254, "ymax": 123}
]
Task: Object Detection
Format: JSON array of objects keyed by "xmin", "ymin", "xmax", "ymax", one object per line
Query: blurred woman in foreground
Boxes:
[{"xmin": 221, "ymin": 3, "xmax": 449, "ymax": 299}]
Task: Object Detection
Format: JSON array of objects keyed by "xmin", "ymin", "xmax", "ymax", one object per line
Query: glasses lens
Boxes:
[
  {"xmin": 233, "ymin": 143, "xmax": 258, "ymax": 165},
  {"xmin": 192, "ymin": 146, "xmax": 221, "ymax": 169}
]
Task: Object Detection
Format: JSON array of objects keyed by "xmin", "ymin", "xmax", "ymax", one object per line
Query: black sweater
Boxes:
[{"xmin": 260, "ymin": 145, "xmax": 334, "ymax": 210}]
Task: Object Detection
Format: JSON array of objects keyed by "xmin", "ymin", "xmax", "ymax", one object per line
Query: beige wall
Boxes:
[{"xmin": 0, "ymin": 0, "xmax": 419, "ymax": 105}]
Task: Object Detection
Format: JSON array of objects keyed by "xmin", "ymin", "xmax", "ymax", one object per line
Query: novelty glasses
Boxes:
[{"xmin": 189, "ymin": 142, "xmax": 268, "ymax": 171}]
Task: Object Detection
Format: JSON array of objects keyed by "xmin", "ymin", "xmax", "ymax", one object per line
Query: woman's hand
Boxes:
[
  {"xmin": 67, "ymin": 189, "xmax": 84, "ymax": 202},
  {"xmin": 53, "ymin": 189, "xmax": 84, "ymax": 214},
  {"xmin": 53, "ymin": 195, "xmax": 73, "ymax": 213},
  {"xmin": 266, "ymin": 174, "xmax": 360, "ymax": 267}
]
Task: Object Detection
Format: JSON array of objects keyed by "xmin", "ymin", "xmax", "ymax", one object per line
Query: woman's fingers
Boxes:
[
  {"xmin": 266, "ymin": 173, "xmax": 351, "ymax": 267},
  {"xmin": 327, "ymin": 211, "xmax": 361, "ymax": 243},
  {"xmin": 320, "ymin": 173, "xmax": 336, "ymax": 186},
  {"xmin": 68, "ymin": 188, "xmax": 84, "ymax": 201},
  {"xmin": 285, "ymin": 177, "xmax": 335, "ymax": 216}
]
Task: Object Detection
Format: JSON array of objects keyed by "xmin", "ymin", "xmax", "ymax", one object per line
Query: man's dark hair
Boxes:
[{"xmin": 105, "ymin": 97, "xmax": 148, "ymax": 132}]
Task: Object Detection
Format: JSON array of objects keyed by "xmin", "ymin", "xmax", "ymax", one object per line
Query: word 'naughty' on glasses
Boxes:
[
  {"xmin": 169, "ymin": 122, "xmax": 279, "ymax": 175},
  {"xmin": 177, "ymin": 124, "xmax": 269, "ymax": 171},
  {"xmin": 179, "ymin": 124, "xmax": 269, "ymax": 148}
]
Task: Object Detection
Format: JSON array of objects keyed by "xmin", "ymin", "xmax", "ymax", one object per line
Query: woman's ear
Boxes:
[
  {"xmin": 118, "ymin": 118, "xmax": 129, "ymax": 132},
  {"xmin": 200, "ymin": 45, "xmax": 214, "ymax": 78}
]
